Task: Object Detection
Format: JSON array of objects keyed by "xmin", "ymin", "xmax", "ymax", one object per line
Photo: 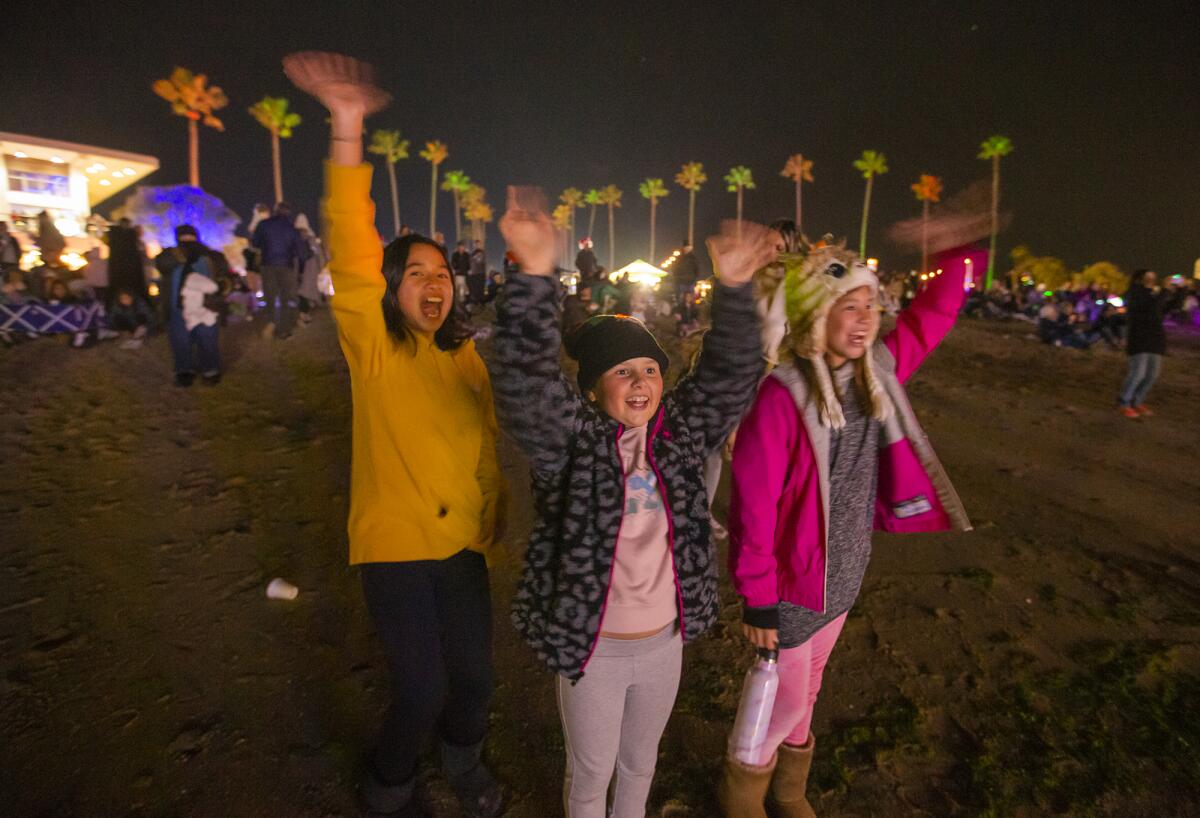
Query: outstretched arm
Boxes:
[
  {"xmin": 884, "ymin": 264, "xmax": 968, "ymax": 383},
  {"xmin": 285, "ymin": 52, "xmax": 392, "ymax": 369},
  {"xmin": 670, "ymin": 220, "xmax": 777, "ymax": 456},
  {"xmin": 489, "ymin": 189, "xmax": 583, "ymax": 474}
]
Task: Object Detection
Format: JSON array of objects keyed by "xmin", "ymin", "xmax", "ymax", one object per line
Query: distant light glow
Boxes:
[
  {"xmin": 123, "ymin": 167, "xmax": 135, "ymax": 175},
  {"xmin": 1044, "ymin": 290, "xmax": 1053, "ymax": 297},
  {"xmin": 13, "ymin": 151, "xmax": 28, "ymax": 158},
  {"xmin": 1107, "ymin": 296, "xmax": 1124, "ymax": 308},
  {"xmin": 98, "ymin": 179, "xmax": 112, "ymax": 186},
  {"xmin": 148, "ymin": 283, "xmax": 160, "ymax": 297},
  {"xmin": 60, "ymin": 251, "xmax": 87, "ymax": 271},
  {"xmin": 54, "ymin": 218, "xmax": 81, "ymax": 237},
  {"xmin": 866, "ymin": 257, "xmax": 879, "ymax": 271},
  {"xmin": 50, "ymin": 156, "xmax": 64, "ymax": 163}
]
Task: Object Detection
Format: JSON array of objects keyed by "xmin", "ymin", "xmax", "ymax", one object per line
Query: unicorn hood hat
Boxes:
[{"xmin": 777, "ymin": 241, "xmax": 894, "ymax": 429}]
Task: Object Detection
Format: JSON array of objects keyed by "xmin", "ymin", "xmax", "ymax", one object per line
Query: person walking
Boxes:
[
  {"xmin": 294, "ymin": 213, "xmax": 327, "ymax": 324},
  {"xmin": 0, "ymin": 222, "xmax": 22, "ymax": 284},
  {"xmin": 493, "ymin": 204, "xmax": 772, "ymax": 818},
  {"xmin": 285, "ymin": 51, "xmax": 506, "ymax": 818},
  {"xmin": 1117, "ymin": 269, "xmax": 1171, "ymax": 418},
  {"xmin": 575, "ymin": 237, "xmax": 598, "ymax": 283},
  {"xmin": 251, "ymin": 201, "xmax": 309, "ymax": 340},
  {"xmin": 671, "ymin": 241, "xmax": 700, "ymax": 331},
  {"xmin": 451, "ymin": 240, "xmax": 471, "ymax": 304},
  {"xmin": 153, "ymin": 224, "xmax": 231, "ymax": 387},
  {"xmin": 466, "ymin": 243, "xmax": 486, "ymax": 307}
]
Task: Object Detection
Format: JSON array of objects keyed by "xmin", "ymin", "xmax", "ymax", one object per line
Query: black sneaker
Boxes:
[
  {"xmin": 441, "ymin": 740, "xmax": 504, "ymax": 818},
  {"xmin": 174, "ymin": 372, "xmax": 195, "ymax": 387},
  {"xmin": 358, "ymin": 771, "xmax": 426, "ymax": 817}
]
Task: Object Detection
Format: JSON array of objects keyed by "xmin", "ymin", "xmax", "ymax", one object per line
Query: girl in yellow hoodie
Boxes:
[{"xmin": 286, "ymin": 52, "xmax": 504, "ymax": 818}]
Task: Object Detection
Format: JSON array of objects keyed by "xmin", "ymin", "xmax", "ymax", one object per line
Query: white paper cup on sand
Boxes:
[{"xmin": 267, "ymin": 578, "xmax": 299, "ymax": 600}]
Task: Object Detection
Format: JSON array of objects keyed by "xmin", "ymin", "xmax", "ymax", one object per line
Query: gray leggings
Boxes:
[{"xmin": 556, "ymin": 626, "xmax": 682, "ymax": 818}]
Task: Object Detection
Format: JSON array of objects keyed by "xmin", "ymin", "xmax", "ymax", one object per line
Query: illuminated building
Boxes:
[{"xmin": 0, "ymin": 131, "xmax": 158, "ymax": 250}]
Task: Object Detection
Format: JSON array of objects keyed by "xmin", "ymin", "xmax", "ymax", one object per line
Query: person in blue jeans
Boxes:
[
  {"xmin": 154, "ymin": 224, "xmax": 231, "ymax": 387},
  {"xmin": 1118, "ymin": 269, "xmax": 1172, "ymax": 418}
]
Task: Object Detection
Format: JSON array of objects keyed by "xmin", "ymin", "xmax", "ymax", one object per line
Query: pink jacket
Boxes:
[{"xmin": 729, "ymin": 270, "xmax": 972, "ymax": 614}]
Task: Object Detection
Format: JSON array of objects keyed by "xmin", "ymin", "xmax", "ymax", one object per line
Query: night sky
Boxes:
[{"xmin": 4, "ymin": 0, "xmax": 1197, "ymax": 275}]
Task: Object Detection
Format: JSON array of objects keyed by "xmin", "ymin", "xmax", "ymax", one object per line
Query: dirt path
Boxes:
[{"xmin": 1, "ymin": 311, "xmax": 1197, "ymax": 817}]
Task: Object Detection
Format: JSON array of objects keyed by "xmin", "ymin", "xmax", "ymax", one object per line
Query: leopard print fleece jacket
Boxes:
[{"xmin": 490, "ymin": 272, "xmax": 763, "ymax": 680}]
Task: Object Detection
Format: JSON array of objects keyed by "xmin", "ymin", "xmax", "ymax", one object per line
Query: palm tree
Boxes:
[
  {"xmin": 419, "ymin": 140, "xmax": 448, "ymax": 236},
  {"xmin": 441, "ymin": 170, "xmax": 472, "ymax": 243},
  {"xmin": 597, "ymin": 184, "xmax": 623, "ymax": 270},
  {"xmin": 368, "ymin": 129, "xmax": 410, "ymax": 239},
  {"xmin": 152, "ymin": 67, "xmax": 229, "ymax": 188},
  {"xmin": 723, "ymin": 166, "xmax": 756, "ymax": 242},
  {"xmin": 638, "ymin": 178, "xmax": 670, "ymax": 262},
  {"xmin": 674, "ymin": 162, "xmax": 707, "ymax": 247},
  {"xmin": 853, "ymin": 150, "xmax": 889, "ymax": 257},
  {"xmin": 247, "ymin": 96, "xmax": 300, "ymax": 205},
  {"xmin": 978, "ymin": 135, "xmax": 1014, "ymax": 289},
  {"xmin": 552, "ymin": 204, "xmax": 573, "ymax": 268},
  {"xmin": 465, "ymin": 200, "xmax": 493, "ymax": 247},
  {"xmin": 559, "ymin": 187, "xmax": 585, "ymax": 263},
  {"xmin": 911, "ymin": 174, "xmax": 943, "ymax": 276},
  {"xmin": 584, "ymin": 188, "xmax": 602, "ymax": 241},
  {"xmin": 780, "ymin": 154, "xmax": 814, "ymax": 234}
]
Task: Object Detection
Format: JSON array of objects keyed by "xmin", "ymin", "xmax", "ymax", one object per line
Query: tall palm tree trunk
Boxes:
[
  {"xmin": 687, "ymin": 189, "xmax": 696, "ymax": 247},
  {"xmin": 986, "ymin": 155, "xmax": 1000, "ymax": 289},
  {"xmin": 736, "ymin": 187, "xmax": 744, "ymax": 244},
  {"xmin": 188, "ymin": 118, "xmax": 200, "ymax": 187},
  {"xmin": 795, "ymin": 180, "xmax": 802, "ymax": 232},
  {"xmin": 386, "ymin": 161, "xmax": 401, "ymax": 239},
  {"xmin": 271, "ymin": 130, "xmax": 282, "ymax": 204},
  {"xmin": 568, "ymin": 216, "xmax": 575, "ymax": 268},
  {"xmin": 429, "ymin": 165, "xmax": 438, "ymax": 236},
  {"xmin": 607, "ymin": 204, "xmax": 615, "ymax": 271},
  {"xmin": 921, "ymin": 199, "xmax": 929, "ymax": 275},
  {"xmin": 859, "ymin": 175, "xmax": 874, "ymax": 257},
  {"xmin": 649, "ymin": 199, "xmax": 657, "ymax": 261},
  {"xmin": 588, "ymin": 205, "xmax": 597, "ymax": 239},
  {"xmin": 453, "ymin": 191, "xmax": 462, "ymax": 243}
]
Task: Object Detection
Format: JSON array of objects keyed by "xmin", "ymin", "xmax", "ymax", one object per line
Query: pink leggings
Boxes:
[{"xmin": 763, "ymin": 613, "xmax": 848, "ymax": 751}]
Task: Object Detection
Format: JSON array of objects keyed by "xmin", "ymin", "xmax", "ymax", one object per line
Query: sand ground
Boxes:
[{"xmin": 1, "ymin": 307, "xmax": 1197, "ymax": 817}]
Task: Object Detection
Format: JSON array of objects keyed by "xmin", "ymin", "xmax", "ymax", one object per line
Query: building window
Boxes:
[{"xmin": 8, "ymin": 169, "xmax": 71, "ymax": 198}]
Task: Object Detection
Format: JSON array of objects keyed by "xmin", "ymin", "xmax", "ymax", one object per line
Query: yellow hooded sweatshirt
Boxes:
[{"xmin": 322, "ymin": 161, "xmax": 502, "ymax": 565}]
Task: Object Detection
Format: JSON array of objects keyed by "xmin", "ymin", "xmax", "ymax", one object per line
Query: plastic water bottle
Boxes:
[{"xmin": 729, "ymin": 648, "xmax": 780, "ymax": 766}]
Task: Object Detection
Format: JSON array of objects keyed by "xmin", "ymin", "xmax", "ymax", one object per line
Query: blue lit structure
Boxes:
[{"xmin": 124, "ymin": 184, "xmax": 240, "ymax": 248}]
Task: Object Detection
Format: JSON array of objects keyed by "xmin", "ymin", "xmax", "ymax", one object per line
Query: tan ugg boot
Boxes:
[
  {"xmin": 718, "ymin": 753, "xmax": 776, "ymax": 818},
  {"xmin": 768, "ymin": 736, "xmax": 817, "ymax": 818}
]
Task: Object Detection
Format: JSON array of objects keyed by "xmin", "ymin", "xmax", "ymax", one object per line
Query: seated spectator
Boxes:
[
  {"xmin": 107, "ymin": 289, "xmax": 156, "ymax": 348},
  {"xmin": 46, "ymin": 279, "xmax": 78, "ymax": 305}
]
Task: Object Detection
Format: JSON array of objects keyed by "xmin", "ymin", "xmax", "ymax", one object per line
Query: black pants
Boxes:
[{"xmin": 360, "ymin": 549, "xmax": 494, "ymax": 784}]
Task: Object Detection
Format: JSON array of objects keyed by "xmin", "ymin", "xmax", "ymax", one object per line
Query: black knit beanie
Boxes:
[{"xmin": 565, "ymin": 315, "xmax": 670, "ymax": 394}]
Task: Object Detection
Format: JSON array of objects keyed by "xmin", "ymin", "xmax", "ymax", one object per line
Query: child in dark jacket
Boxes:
[{"xmin": 491, "ymin": 201, "xmax": 775, "ymax": 818}]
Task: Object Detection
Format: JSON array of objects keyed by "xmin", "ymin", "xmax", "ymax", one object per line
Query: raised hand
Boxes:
[
  {"xmin": 282, "ymin": 51, "xmax": 391, "ymax": 122},
  {"xmin": 499, "ymin": 186, "xmax": 557, "ymax": 276},
  {"xmin": 705, "ymin": 220, "xmax": 780, "ymax": 286}
]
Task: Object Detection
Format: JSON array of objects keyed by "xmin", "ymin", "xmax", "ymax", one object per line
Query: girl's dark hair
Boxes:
[
  {"xmin": 380, "ymin": 234, "xmax": 472, "ymax": 352},
  {"xmin": 769, "ymin": 218, "xmax": 800, "ymax": 253},
  {"xmin": 1129, "ymin": 268, "xmax": 1150, "ymax": 285}
]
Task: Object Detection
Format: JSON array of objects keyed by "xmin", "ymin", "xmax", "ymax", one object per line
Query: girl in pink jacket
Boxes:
[{"xmin": 719, "ymin": 246, "xmax": 972, "ymax": 818}]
